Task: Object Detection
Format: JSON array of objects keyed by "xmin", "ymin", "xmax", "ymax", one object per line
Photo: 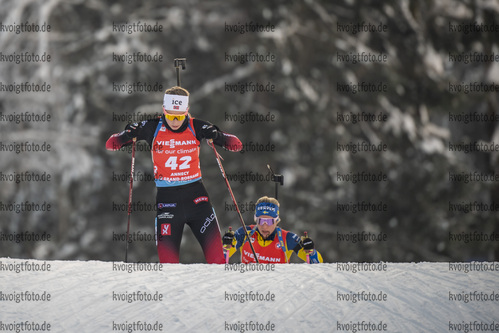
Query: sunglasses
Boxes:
[
  {"xmin": 257, "ymin": 217, "xmax": 278, "ymax": 226},
  {"xmin": 163, "ymin": 108, "xmax": 188, "ymax": 121}
]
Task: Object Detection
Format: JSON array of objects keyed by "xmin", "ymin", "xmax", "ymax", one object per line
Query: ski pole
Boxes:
[
  {"xmin": 209, "ymin": 140, "xmax": 260, "ymax": 263},
  {"xmin": 125, "ymin": 137, "xmax": 137, "ymax": 263},
  {"xmin": 302, "ymin": 231, "xmax": 311, "ymax": 264}
]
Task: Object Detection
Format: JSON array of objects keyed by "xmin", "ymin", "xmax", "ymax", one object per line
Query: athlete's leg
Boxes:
[
  {"xmin": 155, "ymin": 190, "xmax": 185, "ymax": 263},
  {"xmin": 186, "ymin": 184, "xmax": 225, "ymax": 264}
]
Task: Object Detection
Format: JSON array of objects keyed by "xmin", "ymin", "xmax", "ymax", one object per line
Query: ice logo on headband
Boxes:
[
  {"xmin": 255, "ymin": 202, "xmax": 279, "ymax": 218},
  {"xmin": 163, "ymin": 94, "xmax": 189, "ymax": 112}
]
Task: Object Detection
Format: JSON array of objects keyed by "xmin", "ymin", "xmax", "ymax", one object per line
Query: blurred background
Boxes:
[{"xmin": 0, "ymin": 0, "xmax": 498, "ymax": 263}]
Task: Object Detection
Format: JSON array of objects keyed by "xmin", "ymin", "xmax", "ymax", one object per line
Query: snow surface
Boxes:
[{"xmin": 1, "ymin": 258, "xmax": 498, "ymax": 332}]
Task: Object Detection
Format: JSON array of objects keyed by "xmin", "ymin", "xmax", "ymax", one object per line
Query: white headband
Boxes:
[{"xmin": 163, "ymin": 94, "xmax": 189, "ymax": 112}]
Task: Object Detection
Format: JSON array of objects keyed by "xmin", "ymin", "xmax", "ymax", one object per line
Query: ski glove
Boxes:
[
  {"xmin": 302, "ymin": 237, "xmax": 315, "ymax": 252},
  {"xmin": 200, "ymin": 124, "xmax": 219, "ymax": 140},
  {"xmin": 125, "ymin": 122, "xmax": 143, "ymax": 139},
  {"xmin": 222, "ymin": 232, "xmax": 234, "ymax": 246}
]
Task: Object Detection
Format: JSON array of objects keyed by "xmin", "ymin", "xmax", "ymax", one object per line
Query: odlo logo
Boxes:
[{"xmin": 200, "ymin": 213, "xmax": 216, "ymax": 234}]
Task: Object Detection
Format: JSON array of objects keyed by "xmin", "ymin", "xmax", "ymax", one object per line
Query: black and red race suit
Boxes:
[{"xmin": 106, "ymin": 115, "xmax": 242, "ymax": 263}]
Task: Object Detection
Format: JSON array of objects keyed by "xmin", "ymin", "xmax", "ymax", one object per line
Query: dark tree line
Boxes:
[{"xmin": 0, "ymin": 0, "xmax": 497, "ymax": 263}]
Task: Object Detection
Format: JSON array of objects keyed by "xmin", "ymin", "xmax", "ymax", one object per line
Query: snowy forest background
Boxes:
[{"xmin": 1, "ymin": 0, "xmax": 498, "ymax": 263}]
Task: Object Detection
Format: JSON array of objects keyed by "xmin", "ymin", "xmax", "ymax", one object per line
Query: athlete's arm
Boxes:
[
  {"xmin": 105, "ymin": 119, "xmax": 159, "ymax": 150},
  {"xmin": 287, "ymin": 232, "xmax": 323, "ymax": 264},
  {"xmin": 193, "ymin": 119, "xmax": 242, "ymax": 152},
  {"xmin": 224, "ymin": 226, "xmax": 255, "ymax": 258}
]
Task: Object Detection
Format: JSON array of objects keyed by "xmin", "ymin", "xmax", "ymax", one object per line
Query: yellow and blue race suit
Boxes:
[{"xmin": 226, "ymin": 225, "xmax": 323, "ymax": 264}]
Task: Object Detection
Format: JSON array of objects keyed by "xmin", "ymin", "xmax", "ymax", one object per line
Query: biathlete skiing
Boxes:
[
  {"xmin": 106, "ymin": 86, "xmax": 243, "ymax": 263},
  {"xmin": 223, "ymin": 196, "xmax": 323, "ymax": 264}
]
